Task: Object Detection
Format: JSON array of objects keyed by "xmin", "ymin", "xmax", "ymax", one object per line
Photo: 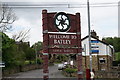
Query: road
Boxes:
[{"xmin": 4, "ymin": 64, "xmax": 67, "ymax": 78}]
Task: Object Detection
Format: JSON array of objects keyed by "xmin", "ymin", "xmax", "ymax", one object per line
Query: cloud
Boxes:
[
  {"xmin": 1, "ymin": 0, "xmax": 120, "ymax": 3},
  {"xmin": 2, "ymin": 0, "xmax": 119, "ymax": 45}
]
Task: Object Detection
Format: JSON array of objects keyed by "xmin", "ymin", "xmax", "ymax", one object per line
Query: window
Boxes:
[{"xmin": 99, "ymin": 58, "xmax": 106, "ymax": 64}]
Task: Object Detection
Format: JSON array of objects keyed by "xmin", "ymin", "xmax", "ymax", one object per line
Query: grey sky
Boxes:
[{"xmin": 1, "ymin": 0, "xmax": 119, "ymax": 45}]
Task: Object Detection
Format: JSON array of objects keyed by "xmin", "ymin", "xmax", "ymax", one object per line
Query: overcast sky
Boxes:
[{"xmin": 1, "ymin": 0, "xmax": 119, "ymax": 46}]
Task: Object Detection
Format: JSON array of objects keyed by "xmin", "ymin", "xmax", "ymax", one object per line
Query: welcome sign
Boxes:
[
  {"xmin": 42, "ymin": 9, "xmax": 82, "ymax": 79},
  {"xmin": 42, "ymin": 10, "xmax": 81, "ymax": 54}
]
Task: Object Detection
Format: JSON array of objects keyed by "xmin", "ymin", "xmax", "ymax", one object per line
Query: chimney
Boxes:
[{"xmin": 91, "ymin": 30, "xmax": 99, "ymax": 39}]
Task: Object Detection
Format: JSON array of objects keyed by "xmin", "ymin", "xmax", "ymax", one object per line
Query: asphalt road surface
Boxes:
[{"xmin": 4, "ymin": 64, "xmax": 67, "ymax": 78}]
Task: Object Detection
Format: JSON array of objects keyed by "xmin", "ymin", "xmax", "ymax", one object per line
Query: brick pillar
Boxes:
[
  {"xmin": 77, "ymin": 54, "xmax": 83, "ymax": 80},
  {"xmin": 42, "ymin": 9, "xmax": 49, "ymax": 80},
  {"xmin": 43, "ymin": 54, "xmax": 49, "ymax": 80},
  {"xmin": 76, "ymin": 13, "xmax": 83, "ymax": 80}
]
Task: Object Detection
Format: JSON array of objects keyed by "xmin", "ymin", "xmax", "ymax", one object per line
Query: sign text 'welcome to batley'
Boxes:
[{"xmin": 49, "ymin": 34, "xmax": 78, "ymax": 54}]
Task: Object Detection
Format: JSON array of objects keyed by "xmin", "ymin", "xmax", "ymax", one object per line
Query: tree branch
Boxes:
[{"xmin": 0, "ymin": 3, "xmax": 17, "ymax": 32}]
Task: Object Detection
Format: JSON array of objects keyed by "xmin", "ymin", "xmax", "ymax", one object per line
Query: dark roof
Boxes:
[{"xmin": 81, "ymin": 35, "xmax": 109, "ymax": 46}]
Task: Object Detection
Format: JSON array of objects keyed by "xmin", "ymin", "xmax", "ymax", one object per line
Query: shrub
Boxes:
[
  {"xmin": 24, "ymin": 60, "xmax": 30, "ymax": 65},
  {"xmin": 64, "ymin": 68, "xmax": 77, "ymax": 73},
  {"xmin": 37, "ymin": 58, "xmax": 43, "ymax": 64},
  {"xmin": 31, "ymin": 60, "xmax": 35, "ymax": 64}
]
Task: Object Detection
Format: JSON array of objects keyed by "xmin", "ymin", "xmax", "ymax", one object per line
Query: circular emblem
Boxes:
[{"xmin": 54, "ymin": 12, "xmax": 70, "ymax": 32}]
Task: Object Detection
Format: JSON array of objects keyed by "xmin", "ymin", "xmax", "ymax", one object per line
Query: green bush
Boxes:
[
  {"xmin": 31, "ymin": 60, "xmax": 35, "ymax": 64},
  {"xmin": 54, "ymin": 59, "xmax": 62, "ymax": 63},
  {"xmin": 115, "ymin": 52, "xmax": 120, "ymax": 61},
  {"xmin": 24, "ymin": 60, "xmax": 30, "ymax": 65},
  {"xmin": 64, "ymin": 68, "xmax": 77, "ymax": 73},
  {"xmin": 37, "ymin": 58, "xmax": 43, "ymax": 64},
  {"xmin": 24, "ymin": 60, "xmax": 36, "ymax": 65}
]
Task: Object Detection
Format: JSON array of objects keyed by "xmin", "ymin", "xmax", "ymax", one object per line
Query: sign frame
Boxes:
[{"xmin": 42, "ymin": 9, "xmax": 82, "ymax": 80}]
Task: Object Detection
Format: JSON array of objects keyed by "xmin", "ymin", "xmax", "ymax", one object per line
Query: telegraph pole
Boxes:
[
  {"xmin": 87, "ymin": 0, "xmax": 93, "ymax": 79},
  {"xmin": 35, "ymin": 44, "xmax": 37, "ymax": 65}
]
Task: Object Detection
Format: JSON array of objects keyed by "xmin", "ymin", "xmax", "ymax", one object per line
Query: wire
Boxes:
[
  {"xmin": 8, "ymin": 5, "xmax": 119, "ymax": 8},
  {"xmin": 2, "ymin": 2, "xmax": 119, "ymax": 8},
  {"xmin": 68, "ymin": 4, "xmax": 118, "ymax": 8}
]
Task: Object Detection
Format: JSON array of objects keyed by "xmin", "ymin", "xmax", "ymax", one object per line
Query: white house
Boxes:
[{"xmin": 81, "ymin": 31, "xmax": 114, "ymax": 71}]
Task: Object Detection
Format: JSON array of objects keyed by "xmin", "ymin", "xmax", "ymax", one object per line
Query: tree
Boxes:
[
  {"xmin": 102, "ymin": 37, "xmax": 113, "ymax": 45},
  {"xmin": 113, "ymin": 37, "xmax": 120, "ymax": 52},
  {"xmin": 0, "ymin": 3, "xmax": 17, "ymax": 32},
  {"xmin": 32, "ymin": 41, "xmax": 43, "ymax": 53},
  {"xmin": 19, "ymin": 42, "xmax": 35, "ymax": 62},
  {"xmin": 32, "ymin": 41, "xmax": 43, "ymax": 59},
  {"xmin": 12, "ymin": 29, "xmax": 30, "ymax": 42},
  {"xmin": 102, "ymin": 37, "xmax": 120, "ymax": 52},
  {"xmin": 1, "ymin": 32, "xmax": 25, "ymax": 68}
]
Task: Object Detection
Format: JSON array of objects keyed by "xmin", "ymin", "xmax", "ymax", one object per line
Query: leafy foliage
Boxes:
[
  {"xmin": 64, "ymin": 68, "xmax": 77, "ymax": 73},
  {"xmin": 2, "ymin": 32, "xmax": 36, "ymax": 69},
  {"xmin": 37, "ymin": 58, "xmax": 43, "ymax": 64},
  {"xmin": 19, "ymin": 42, "xmax": 35, "ymax": 61},
  {"xmin": 115, "ymin": 52, "xmax": 120, "ymax": 61},
  {"xmin": 2, "ymin": 32, "xmax": 25, "ymax": 68},
  {"xmin": 102, "ymin": 37, "xmax": 120, "ymax": 52},
  {"xmin": 32, "ymin": 41, "xmax": 43, "ymax": 53}
]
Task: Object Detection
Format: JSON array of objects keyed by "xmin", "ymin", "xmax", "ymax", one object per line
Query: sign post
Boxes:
[
  {"xmin": 42, "ymin": 10, "xmax": 49, "ymax": 80},
  {"xmin": 42, "ymin": 9, "xmax": 82, "ymax": 80}
]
